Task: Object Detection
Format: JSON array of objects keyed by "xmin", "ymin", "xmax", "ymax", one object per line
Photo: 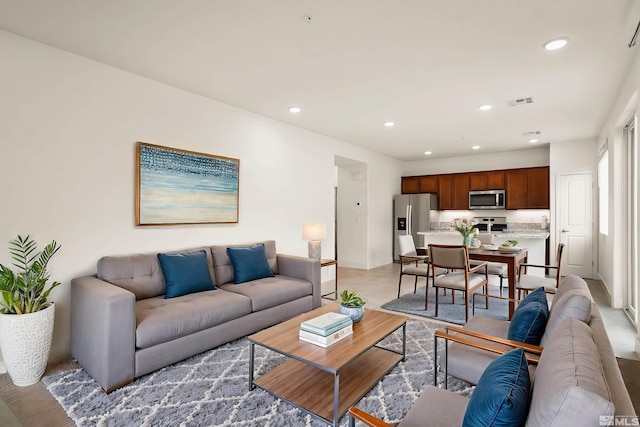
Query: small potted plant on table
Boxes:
[
  {"xmin": 0, "ymin": 235, "xmax": 61, "ymax": 386},
  {"xmin": 339, "ymin": 290, "xmax": 365, "ymax": 322}
]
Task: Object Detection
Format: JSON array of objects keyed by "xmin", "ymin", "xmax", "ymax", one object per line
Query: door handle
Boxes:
[{"xmin": 561, "ymin": 229, "xmax": 569, "ymax": 233}]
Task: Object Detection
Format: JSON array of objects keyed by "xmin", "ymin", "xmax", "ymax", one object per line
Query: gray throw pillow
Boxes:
[{"xmin": 540, "ymin": 289, "xmax": 592, "ymax": 346}]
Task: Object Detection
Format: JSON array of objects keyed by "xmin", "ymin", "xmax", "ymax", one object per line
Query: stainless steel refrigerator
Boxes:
[{"xmin": 393, "ymin": 193, "xmax": 438, "ymax": 261}]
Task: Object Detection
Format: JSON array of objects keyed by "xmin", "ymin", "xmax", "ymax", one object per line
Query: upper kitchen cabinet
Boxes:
[
  {"xmin": 438, "ymin": 173, "xmax": 469, "ymax": 210},
  {"xmin": 505, "ymin": 166, "xmax": 549, "ymax": 209},
  {"xmin": 526, "ymin": 167, "xmax": 550, "ymax": 208},
  {"xmin": 469, "ymin": 171, "xmax": 505, "ymax": 190},
  {"xmin": 418, "ymin": 175, "xmax": 438, "ymax": 193},
  {"xmin": 401, "ymin": 176, "xmax": 420, "ymax": 193},
  {"xmin": 401, "ymin": 175, "xmax": 438, "ymax": 194},
  {"xmin": 402, "ymin": 166, "xmax": 548, "ymax": 210}
]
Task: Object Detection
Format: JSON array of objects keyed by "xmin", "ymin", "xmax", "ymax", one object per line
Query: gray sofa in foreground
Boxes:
[
  {"xmin": 349, "ymin": 275, "xmax": 636, "ymax": 426},
  {"xmin": 71, "ymin": 240, "xmax": 320, "ymax": 392}
]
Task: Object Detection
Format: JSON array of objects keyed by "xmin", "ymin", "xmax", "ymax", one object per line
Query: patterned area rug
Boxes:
[
  {"xmin": 381, "ymin": 285, "xmax": 509, "ymax": 325},
  {"xmin": 44, "ymin": 320, "xmax": 473, "ymax": 426}
]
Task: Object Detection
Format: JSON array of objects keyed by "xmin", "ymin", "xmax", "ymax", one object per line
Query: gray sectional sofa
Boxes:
[{"xmin": 71, "ymin": 240, "xmax": 320, "ymax": 392}]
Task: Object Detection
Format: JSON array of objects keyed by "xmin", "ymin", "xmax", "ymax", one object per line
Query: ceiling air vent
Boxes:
[
  {"xmin": 522, "ymin": 130, "xmax": 541, "ymax": 136},
  {"xmin": 507, "ymin": 97, "xmax": 534, "ymax": 107}
]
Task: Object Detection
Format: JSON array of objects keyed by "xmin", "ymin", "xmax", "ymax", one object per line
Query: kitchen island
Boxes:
[{"xmin": 417, "ymin": 230, "xmax": 549, "ymax": 277}]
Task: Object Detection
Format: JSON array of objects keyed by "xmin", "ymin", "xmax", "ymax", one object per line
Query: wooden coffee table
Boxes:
[{"xmin": 248, "ymin": 304, "xmax": 407, "ymax": 426}]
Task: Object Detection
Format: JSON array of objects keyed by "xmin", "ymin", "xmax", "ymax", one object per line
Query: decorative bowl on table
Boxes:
[
  {"xmin": 482, "ymin": 244, "xmax": 499, "ymax": 250},
  {"xmin": 498, "ymin": 246, "xmax": 522, "ymax": 253}
]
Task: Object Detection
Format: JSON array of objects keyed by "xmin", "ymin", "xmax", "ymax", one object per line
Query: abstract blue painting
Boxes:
[{"xmin": 136, "ymin": 142, "xmax": 239, "ymax": 225}]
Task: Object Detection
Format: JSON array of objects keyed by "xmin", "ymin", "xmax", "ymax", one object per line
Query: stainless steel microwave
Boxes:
[{"xmin": 469, "ymin": 190, "xmax": 506, "ymax": 210}]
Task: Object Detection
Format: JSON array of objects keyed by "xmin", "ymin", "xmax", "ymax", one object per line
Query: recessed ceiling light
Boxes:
[
  {"xmin": 478, "ymin": 104, "xmax": 492, "ymax": 111},
  {"xmin": 384, "ymin": 121, "xmax": 395, "ymax": 127},
  {"xmin": 544, "ymin": 37, "xmax": 568, "ymax": 50},
  {"xmin": 472, "ymin": 145, "xmax": 480, "ymax": 150},
  {"xmin": 528, "ymin": 139, "xmax": 539, "ymax": 143},
  {"xmin": 424, "ymin": 151, "xmax": 432, "ymax": 155},
  {"xmin": 288, "ymin": 106, "xmax": 301, "ymax": 113}
]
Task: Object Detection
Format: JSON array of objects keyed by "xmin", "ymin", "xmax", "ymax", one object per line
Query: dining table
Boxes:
[{"xmin": 467, "ymin": 247, "xmax": 529, "ymax": 319}]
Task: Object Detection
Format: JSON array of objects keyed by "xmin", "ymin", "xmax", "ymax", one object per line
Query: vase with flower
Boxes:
[{"xmin": 452, "ymin": 218, "xmax": 479, "ymax": 247}]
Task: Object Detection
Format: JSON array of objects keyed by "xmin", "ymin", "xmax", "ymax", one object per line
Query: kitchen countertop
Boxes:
[{"xmin": 418, "ymin": 230, "xmax": 550, "ymax": 239}]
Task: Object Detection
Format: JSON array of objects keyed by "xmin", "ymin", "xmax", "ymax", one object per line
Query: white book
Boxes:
[
  {"xmin": 300, "ymin": 312, "xmax": 352, "ymax": 335},
  {"xmin": 299, "ymin": 324, "xmax": 353, "ymax": 348}
]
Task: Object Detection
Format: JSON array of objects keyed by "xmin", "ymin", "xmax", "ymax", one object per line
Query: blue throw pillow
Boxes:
[
  {"xmin": 519, "ymin": 287, "xmax": 549, "ymax": 318},
  {"xmin": 226, "ymin": 243, "xmax": 275, "ymax": 284},
  {"xmin": 507, "ymin": 300, "xmax": 548, "ymax": 345},
  {"xmin": 157, "ymin": 250, "xmax": 215, "ymax": 298},
  {"xmin": 462, "ymin": 348, "xmax": 531, "ymax": 427}
]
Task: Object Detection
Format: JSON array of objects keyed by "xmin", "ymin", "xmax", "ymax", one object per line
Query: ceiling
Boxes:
[{"xmin": 1, "ymin": 1, "xmax": 639, "ymax": 161}]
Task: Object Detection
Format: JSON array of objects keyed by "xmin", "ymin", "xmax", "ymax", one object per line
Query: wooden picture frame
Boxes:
[{"xmin": 135, "ymin": 142, "xmax": 239, "ymax": 225}]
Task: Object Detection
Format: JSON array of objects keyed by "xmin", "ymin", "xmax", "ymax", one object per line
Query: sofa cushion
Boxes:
[
  {"xmin": 508, "ymin": 300, "xmax": 548, "ymax": 345},
  {"xmin": 462, "ymin": 348, "xmax": 530, "ymax": 427},
  {"xmin": 554, "ymin": 275, "xmax": 590, "ymax": 301},
  {"xmin": 526, "ymin": 317, "xmax": 614, "ymax": 426},
  {"xmin": 220, "ymin": 275, "xmax": 312, "ymax": 312},
  {"xmin": 135, "ymin": 289, "xmax": 252, "ymax": 349},
  {"xmin": 540, "ymin": 288, "xmax": 592, "ymax": 346},
  {"xmin": 98, "ymin": 253, "xmax": 165, "ymax": 300},
  {"xmin": 211, "ymin": 240, "xmax": 279, "ymax": 285},
  {"xmin": 519, "ymin": 287, "xmax": 549, "ymax": 317},
  {"xmin": 157, "ymin": 250, "xmax": 216, "ymax": 298},
  {"xmin": 447, "ymin": 316, "xmax": 512, "ymax": 385},
  {"xmin": 97, "ymin": 246, "xmax": 216, "ymax": 300},
  {"xmin": 226, "ymin": 243, "xmax": 275, "ymax": 284}
]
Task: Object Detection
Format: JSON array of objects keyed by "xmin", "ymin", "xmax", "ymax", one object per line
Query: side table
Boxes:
[{"xmin": 320, "ymin": 259, "xmax": 338, "ymax": 300}]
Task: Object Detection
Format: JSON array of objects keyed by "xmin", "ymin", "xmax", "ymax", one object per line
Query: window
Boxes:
[{"xmin": 598, "ymin": 150, "xmax": 608, "ymax": 235}]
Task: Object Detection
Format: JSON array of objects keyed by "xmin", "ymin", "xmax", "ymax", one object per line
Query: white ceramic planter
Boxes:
[{"xmin": 0, "ymin": 303, "xmax": 55, "ymax": 386}]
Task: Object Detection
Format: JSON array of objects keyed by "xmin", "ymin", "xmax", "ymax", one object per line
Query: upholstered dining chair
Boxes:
[
  {"xmin": 516, "ymin": 243, "xmax": 565, "ymax": 299},
  {"xmin": 429, "ymin": 244, "xmax": 489, "ymax": 323},
  {"xmin": 396, "ymin": 235, "xmax": 431, "ymax": 299},
  {"xmin": 469, "ymin": 233, "xmax": 508, "ymax": 296}
]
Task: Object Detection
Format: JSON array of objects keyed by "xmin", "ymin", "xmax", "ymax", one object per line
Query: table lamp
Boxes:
[{"xmin": 302, "ymin": 224, "xmax": 326, "ymax": 259}]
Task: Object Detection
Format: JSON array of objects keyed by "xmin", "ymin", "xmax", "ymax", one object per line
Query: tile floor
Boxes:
[{"xmin": 322, "ymin": 262, "xmax": 640, "ymax": 361}]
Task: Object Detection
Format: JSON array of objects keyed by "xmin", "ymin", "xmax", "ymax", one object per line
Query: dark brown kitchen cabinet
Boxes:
[
  {"xmin": 453, "ymin": 173, "xmax": 470, "ymax": 209},
  {"xmin": 527, "ymin": 167, "xmax": 549, "ymax": 208},
  {"xmin": 418, "ymin": 175, "xmax": 438, "ymax": 193},
  {"xmin": 469, "ymin": 171, "xmax": 505, "ymax": 190},
  {"xmin": 401, "ymin": 176, "xmax": 420, "ymax": 194},
  {"xmin": 437, "ymin": 175, "xmax": 455, "ymax": 210},
  {"xmin": 437, "ymin": 173, "xmax": 469, "ymax": 210},
  {"xmin": 402, "ymin": 166, "xmax": 548, "ymax": 209},
  {"xmin": 401, "ymin": 175, "xmax": 439, "ymax": 194},
  {"xmin": 506, "ymin": 169, "xmax": 528, "ymax": 209},
  {"xmin": 506, "ymin": 167, "xmax": 549, "ymax": 209}
]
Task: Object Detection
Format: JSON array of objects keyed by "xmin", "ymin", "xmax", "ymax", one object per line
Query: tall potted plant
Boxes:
[{"xmin": 0, "ymin": 235, "xmax": 61, "ymax": 386}]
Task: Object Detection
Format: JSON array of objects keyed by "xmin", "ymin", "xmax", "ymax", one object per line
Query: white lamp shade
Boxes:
[{"xmin": 302, "ymin": 224, "xmax": 326, "ymax": 240}]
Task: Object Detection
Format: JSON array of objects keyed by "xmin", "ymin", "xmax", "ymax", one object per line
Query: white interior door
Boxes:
[{"xmin": 558, "ymin": 173, "xmax": 594, "ymax": 278}]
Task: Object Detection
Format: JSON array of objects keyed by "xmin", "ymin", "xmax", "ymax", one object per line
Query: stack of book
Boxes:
[{"xmin": 299, "ymin": 312, "xmax": 353, "ymax": 348}]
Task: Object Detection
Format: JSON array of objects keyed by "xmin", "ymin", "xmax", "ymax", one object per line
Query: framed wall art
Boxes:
[{"xmin": 135, "ymin": 142, "xmax": 239, "ymax": 225}]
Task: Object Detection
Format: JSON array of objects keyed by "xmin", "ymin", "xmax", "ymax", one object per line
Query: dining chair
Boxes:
[
  {"xmin": 516, "ymin": 243, "xmax": 565, "ymax": 298},
  {"xmin": 396, "ymin": 235, "xmax": 431, "ymax": 299},
  {"xmin": 429, "ymin": 244, "xmax": 489, "ymax": 322},
  {"xmin": 469, "ymin": 233, "xmax": 508, "ymax": 296}
]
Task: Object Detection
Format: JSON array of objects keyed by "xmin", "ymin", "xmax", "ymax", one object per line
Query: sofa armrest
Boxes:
[
  {"xmin": 435, "ymin": 329, "xmax": 540, "ymax": 363},
  {"xmin": 348, "ymin": 407, "xmax": 392, "ymax": 427},
  {"xmin": 277, "ymin": 254, "xmax": 321, "ymax": 308},
  {"xmin": 71, "ymin": 275, "xmax": 136, "ymax": 392}
]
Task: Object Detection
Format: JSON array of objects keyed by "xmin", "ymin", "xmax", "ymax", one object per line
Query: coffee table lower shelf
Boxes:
[{"xmin": 252, "ymin": 346, "xmax": 403, "ymax": 425}]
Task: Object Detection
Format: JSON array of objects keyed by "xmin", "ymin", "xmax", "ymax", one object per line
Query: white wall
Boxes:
[
  {"xmin": 337, "ymin": 163, "xmax": 368, "ymax": 269},
  {"xmin": 403, "ymin": 147, "xmax": 549, "ymax": 176},
  {"xmin": 0, "ymin": 31, "xmax": 402, "ymax": 366},
  {"xmin": 597, "ymin": 45, "xmax": 640, "ymax": 306},
  {"xmin": 597, "ymin": 45, "xmax": 640, "ymax": 351}
]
